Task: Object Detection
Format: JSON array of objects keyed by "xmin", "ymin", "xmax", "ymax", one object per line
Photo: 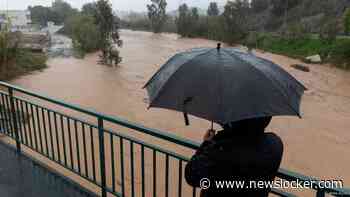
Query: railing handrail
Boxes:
[
  {"xmin": 1, "ymin": 81, "xmax": 349, "ymax": 196},
  {"xmin": 0, "ymin": 81, "xmax": 200, "ymax": 149}
]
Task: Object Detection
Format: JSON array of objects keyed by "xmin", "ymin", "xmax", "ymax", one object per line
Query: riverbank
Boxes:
[
  {"xmin": 246, "ymin": 33, "xmax": 350, "ymax": 69},
  {"xmin": 0, "ymin": 29, "xmax": 47, "ymax": 81},
  {"xmin": 0, "ymin": 50, "xmax": 47, "ymax": 81},
  {"xmin": 121, "ymin": 28, "xmax": 350, "ymax": 70}
]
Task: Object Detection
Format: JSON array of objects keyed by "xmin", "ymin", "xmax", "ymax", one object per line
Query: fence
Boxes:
[{"xmin": 0, "ymin": 81, "xmax": 348, "ymax": 197}]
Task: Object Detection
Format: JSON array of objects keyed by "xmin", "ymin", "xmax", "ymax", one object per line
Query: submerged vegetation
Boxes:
[
  {"xmin": 0, "ymin": 24, "xmax": 47, "ymax": 80},
  {"xmin": 64, "ymin": 14, "xmax": 101, "ymax": 54},
  {"xmin": 64, "ymin": 0, "xmax": 123, "ymax": 65},
  {"xmin": 30, "ymin": 0, "xmax": 122, "ymax": 65}
]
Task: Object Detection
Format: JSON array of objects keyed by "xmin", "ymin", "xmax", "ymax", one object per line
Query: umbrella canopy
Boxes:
[{"xmin": 144, "ymin": 46, "xmax": 306, "ymax": 125}]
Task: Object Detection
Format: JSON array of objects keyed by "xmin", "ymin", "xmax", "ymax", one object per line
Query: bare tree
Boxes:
[{"xmin": 147, "ymin": 0, "xmax": 167, "ymax": 33}]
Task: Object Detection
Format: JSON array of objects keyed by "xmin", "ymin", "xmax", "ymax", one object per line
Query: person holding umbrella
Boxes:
[
  {"xmin": 144, "ymin": 44, "xmax": 306, "ymax": 196},
  {"xmin": 185, "ymin": 117, "xmax": 282, "ymax": 197}
]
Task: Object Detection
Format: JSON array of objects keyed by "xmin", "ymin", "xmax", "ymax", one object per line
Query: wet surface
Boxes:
[
  {"xmin": 47, "ymin": 34, "xmax": 74, "ymax": 58},
  {"xmin": 10, "ymin": 30, "xmax": 350, "ymax": 186},
  {"xmin": 0, "ymin": 141, "xmax": 97, "ymax": 197}
]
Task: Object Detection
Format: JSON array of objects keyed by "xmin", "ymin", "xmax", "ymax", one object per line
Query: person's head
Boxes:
[{"xmin": 221, "ymin": 116, "xmax": 272, "ymax": 136}]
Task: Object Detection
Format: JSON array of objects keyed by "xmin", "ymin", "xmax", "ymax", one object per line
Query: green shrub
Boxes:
[
  {"xmin": 0, "ymin": 24, "xmax": 47, "ymax": 80},
  {"xmin": 250, "ymin": 32, "xmax": 350, "ymax": 69},
  {"xmin": 16, "ymin": 50, "xmax": 47, "ymax": 70},
  {"xmin": 343, "ymin": 8, "xmax": 350, "ymax": 35},
  {"xmin": 65, "ymin": 14, "xmax": 101, "ymax": 55},
  {"xmin": 329, "ymin": 39, "xmax": 350, "ymax": 69}
]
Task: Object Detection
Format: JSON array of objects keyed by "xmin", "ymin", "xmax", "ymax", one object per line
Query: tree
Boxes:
[
  {"xmin": 176, "ymin": 4, "xmax": 190, "ymax": 36},
  {"xmin": 189, "ymin": 8, "xmax": 199, "ymax": 37},
  {"xmin": 29, "ymin": 0, "xmax": 77, "ymax": 26},
  {"xmin": 191, "ymin": 8, "xmax": 199, "ymax": 22},
  {"xmin": 95, "ymin": 0, "xmax": 122, "ymax": 65},
  {"xmin": 0, "ymin": 21, "xmax": 18, "ymax": 68},
  {"xmin": 82, "ymin": 2, "xmax": 98, "ymax": 18},
  {"xmin": 64, "ymin": 14, "xmax": 100, "ymax": 53},
  {"xmin": 319, "ymin": 0, "xmax": 340, "ymax": 43},
  {"xmin": 251, "ymin": 0, "xmax": 269, "ymax": 13},
  {"xmin": 176, "ymin": 4, "xmax": 200, "ymax": 37},
  {"xmin": 319, "ymin": 19, "xmax": 340, "ymax": 44},
  {"xmin": 62, "ymin": 0, "xmax": 122, "ymax": 65},
  {"xmin": 28, "ymin": 6, "xmax": 52, "ymax": 27},
  {"xmin": 147, "ymin": 0, "xmax": 167, "ymax": 33},
  {"xmin": 343, "ymin": 8, "xmax": 350, "ymax": 35},
  {"xmin": 271, "ymin": 0, "xmax": 301, "ymax": 16},
  {"xmin": 223, "ymin": 0, "xmax": 251, "ymax": 44},
  {"xmin": 207, "ymin": 2, "xmax": 219, "ymax": 16},
  {"xmin": 51, "ymin": 0, "xmax": 78, "ymax": 24}
]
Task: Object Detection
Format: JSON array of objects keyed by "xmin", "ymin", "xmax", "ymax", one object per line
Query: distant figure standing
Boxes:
[{"xmin": 185, "ymin": 117, "xmax": 283, "ymax": 197}]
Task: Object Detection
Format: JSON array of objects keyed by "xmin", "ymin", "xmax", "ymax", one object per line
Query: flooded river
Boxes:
[{"xmin": 9, "ymin": 30, "xmax": 350, "ymax": 191}]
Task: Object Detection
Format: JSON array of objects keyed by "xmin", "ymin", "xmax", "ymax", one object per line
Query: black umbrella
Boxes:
[{"xmin": 144, "ymin": 44, "xmax": 306, "ymax": 127}]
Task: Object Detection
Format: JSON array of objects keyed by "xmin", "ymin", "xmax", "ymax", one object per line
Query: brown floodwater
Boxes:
[{"xmin": 8, "ymin": 30, "xmax": 350, "ymax": 194}]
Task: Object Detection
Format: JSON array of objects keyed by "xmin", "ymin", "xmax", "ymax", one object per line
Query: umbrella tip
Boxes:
[{"xmin": 217, "ymin": 43, "xmax": 221, "ymax": 51}]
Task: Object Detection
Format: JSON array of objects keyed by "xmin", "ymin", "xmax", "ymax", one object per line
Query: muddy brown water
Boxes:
[{"xmin": 5, "ymin": 30, "xmax": 350, "ymax": 196}]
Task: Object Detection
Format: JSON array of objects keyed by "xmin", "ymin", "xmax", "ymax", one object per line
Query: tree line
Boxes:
[
  {"xmin": 137, "ymin": 0, "xmax": 350, "ymax": 68},
  {"xmin": 28, "ymin": 0, "xmax": 78, "ymax": 27},
  {"xmin": 120, "ymin": 0, "xmax": 349, "ymax": 44},
  {"xmin": 28, "ymin": 0, "xmax": 350, "ymax": 68}
]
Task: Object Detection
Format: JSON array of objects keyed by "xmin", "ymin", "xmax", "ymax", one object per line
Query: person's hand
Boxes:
[{"xmin": 203, "ymin": 129, "xmax": 216, "ymax": 141}]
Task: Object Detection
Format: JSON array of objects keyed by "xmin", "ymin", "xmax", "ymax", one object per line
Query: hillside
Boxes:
[{"xmin": 251, "ymin": 0, "xmax": 350, "ymax": 32}]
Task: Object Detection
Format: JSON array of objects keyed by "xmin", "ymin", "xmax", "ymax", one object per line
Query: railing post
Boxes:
[
  {"xmin": 98, "ymin": 117, "xmax": 107, "ymax": 197},
  {"xmin": 8, "ymin": 87, "xmax": 21, "ymax": 153}
]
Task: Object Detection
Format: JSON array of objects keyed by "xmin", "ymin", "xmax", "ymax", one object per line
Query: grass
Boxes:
[{"xmin": 249, "ymin": 34, "xmax": 350, "ymax": 69}]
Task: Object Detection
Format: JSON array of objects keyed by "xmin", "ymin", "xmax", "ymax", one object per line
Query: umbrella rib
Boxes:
[
  {"xmin": 144, "ymin": 48, "xmax": 210, "ymax": 89},
  {"xmin": 143, "ymin": 54, "xmax": 181, "ymax": 88},
  {"xmin": 250, "ymin": 55, "xmax": 307, "ymax": 91},
  {"xmin": 150, "ymin": 48, "xmax": 215, "ymax": 106},
  {"xmin": 223, "ymin": 49, "xmax": 302, "ymax": 117},
  {"xmin": 216, "ymin": 50, "xmax": 226, "ymax": 123},
  {"xmin": 229, "ymin": 50, "xmax": 306, "ymax": 93}
]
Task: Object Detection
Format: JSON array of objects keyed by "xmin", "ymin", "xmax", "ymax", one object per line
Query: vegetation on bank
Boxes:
[
  {"xmin": 121, "ymin": 0, "xmax": 350, "ymax": 69},
  {"xmin": 65, "ymin": 0, "xmax": 122, "ymax": 65},
  {"xmin": 147, "ymin": 0, "xmax": 168, "ymax": 33},
  {"xmin": 345, "ymin": 8, "xmax": 350, "ymax": 35},
  {"xmin": 120, "ymin": 14, "xmax": 177, "ymax": 33},
  {"xmin": 30, "ymin": 0, "xmax": 123, "ymax": 66},
  {"xmin": 27, "ymin": 0, "xmax": 350, "ymax": 69},
  {"xmin": 28, "ymin": 0, "xmax": 78, "ymax": 27},
  {"xmin": 64, "ymin": 15, "xmax": 101, "ymax": 55},
  {"xmin": 0, "ymin": 25, "xmax": 47, "ymax": 80},
  {"xmin": 246, "ymin": 33, "xmax": 350, "ymax": 69}
]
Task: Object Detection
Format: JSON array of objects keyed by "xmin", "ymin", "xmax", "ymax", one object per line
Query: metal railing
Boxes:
[{"xmin": 0, "ymin": 81, "xmax": 348, "ymax": 197}]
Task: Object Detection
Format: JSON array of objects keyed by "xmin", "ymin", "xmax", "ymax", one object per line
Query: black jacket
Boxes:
[{"xmin": 185, "ymin": 129, "xmax": 283, "ymax": 197}]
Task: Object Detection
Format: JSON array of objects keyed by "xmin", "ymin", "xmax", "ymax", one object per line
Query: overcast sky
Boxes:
[{"xmin": 1, "ymin": 0, "xmax": 228, "ymax": 12}]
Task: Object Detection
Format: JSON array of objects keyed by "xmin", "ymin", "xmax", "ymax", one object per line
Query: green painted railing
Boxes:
[{"xmin": 0, "ymin": 81, "xmax": 348, "ymax": 197}]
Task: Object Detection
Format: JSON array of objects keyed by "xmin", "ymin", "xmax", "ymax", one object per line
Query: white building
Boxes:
[
  {"xmin": 0, "ymin": 10, "xmax": 32, "ymax": 32},
  {"xmin": 0, "ymin": 15, "xmax": 6, "ymax": 31}
]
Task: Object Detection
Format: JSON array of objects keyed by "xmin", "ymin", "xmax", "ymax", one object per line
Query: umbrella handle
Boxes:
[
  {"xmin": 183, "ymin": 97, "xmax": 193, "ymax": 126},
  {"xmin": 183, "ymin": 112, "xmax": 190, "ymax": 126}
]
